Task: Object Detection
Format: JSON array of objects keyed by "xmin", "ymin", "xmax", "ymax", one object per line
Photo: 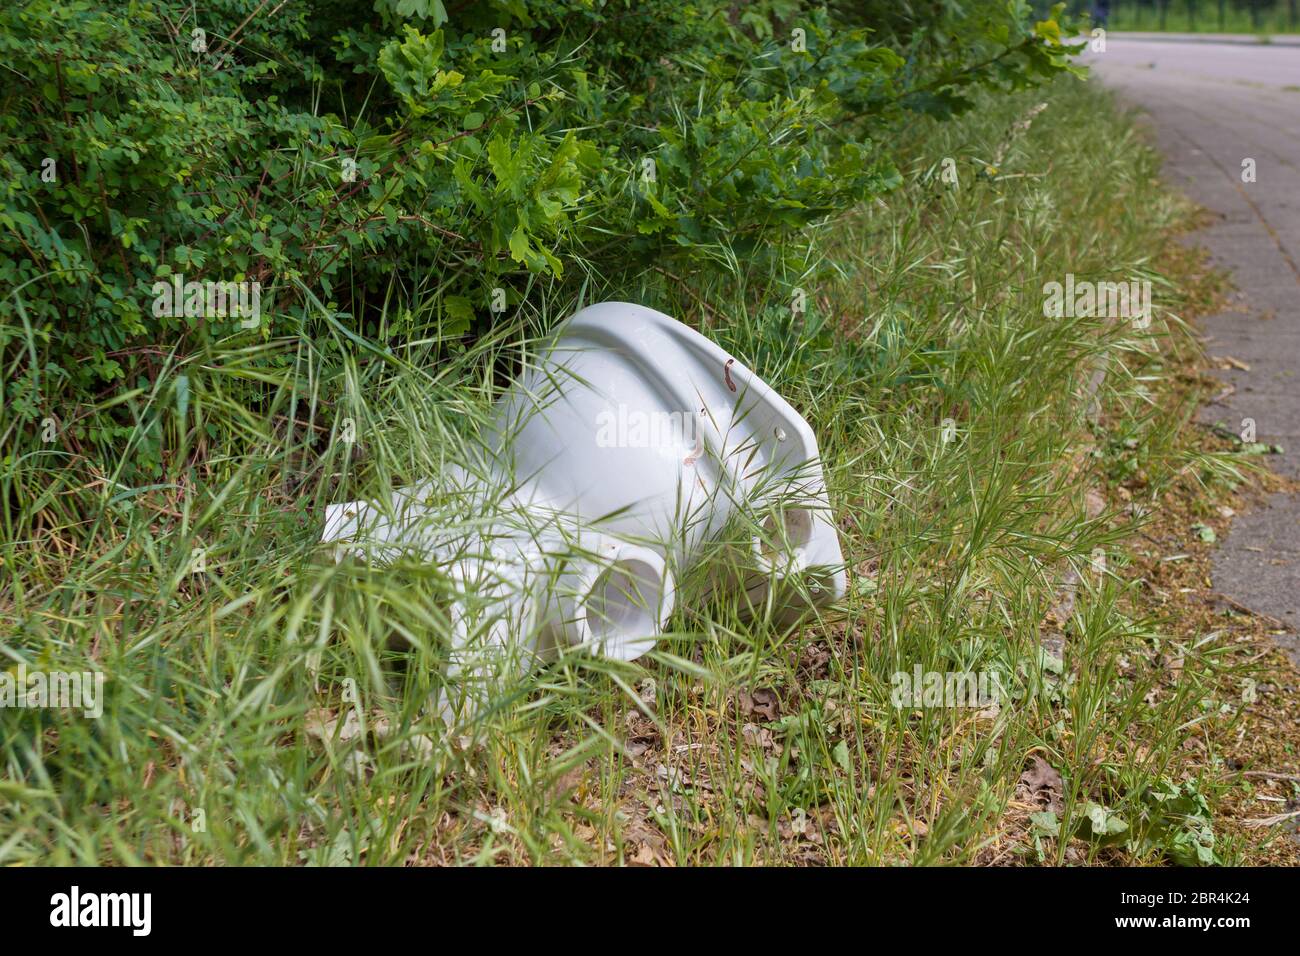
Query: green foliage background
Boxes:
[{"xmin": 1, "ymin": 0, "xmax": 1076, "ymax": 463}]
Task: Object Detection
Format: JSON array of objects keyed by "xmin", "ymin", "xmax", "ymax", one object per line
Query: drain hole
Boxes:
[{"xmin": 584, "ymin": 559, "xmax": 664, "ymax": 643}]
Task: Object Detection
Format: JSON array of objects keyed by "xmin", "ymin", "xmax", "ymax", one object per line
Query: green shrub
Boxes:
[{"xmin": 0, "ymin": 1, "xmax": 1078, "ymax": 428}]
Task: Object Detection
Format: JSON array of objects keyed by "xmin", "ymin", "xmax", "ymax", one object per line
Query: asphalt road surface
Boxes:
[{"xmin": 1087, "ymin": 35, "xmax": 1300, "ymax": 659}]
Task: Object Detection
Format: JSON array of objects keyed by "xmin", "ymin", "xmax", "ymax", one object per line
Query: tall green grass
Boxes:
[
  {"xmin": 1105, "ymin": 1, "xmax": 1300, "ymax": 35},
  {"xmin": 0, "ymin": 75, "xmax": 1251, "ymax": 865}
]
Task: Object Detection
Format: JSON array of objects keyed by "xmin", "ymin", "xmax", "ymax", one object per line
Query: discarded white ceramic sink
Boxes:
[{"xmin": 321, "ymin": 302, "xmax": 845, "ymax": 721}]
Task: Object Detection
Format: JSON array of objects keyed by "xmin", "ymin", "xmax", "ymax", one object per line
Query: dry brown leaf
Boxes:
[
  {"xmin": 1017, "ymin": 755, "xmax": 1064, "ymax": 813},
  {"xmin": 738, "ymin": 687, "xmax": 780, "ymax": 721},
  {"xmin": 1085, "ymin": 488, "xmax": 1107, "ymax": 519}
]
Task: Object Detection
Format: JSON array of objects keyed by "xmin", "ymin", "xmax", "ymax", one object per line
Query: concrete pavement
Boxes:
[
  {"xmin": 1086, "ymin": 37, "xmax": 1300, "ymax": 659},
  {"xmin": 1107, "ymin": 31, "xmax": 1300, "ymax": 46}
]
